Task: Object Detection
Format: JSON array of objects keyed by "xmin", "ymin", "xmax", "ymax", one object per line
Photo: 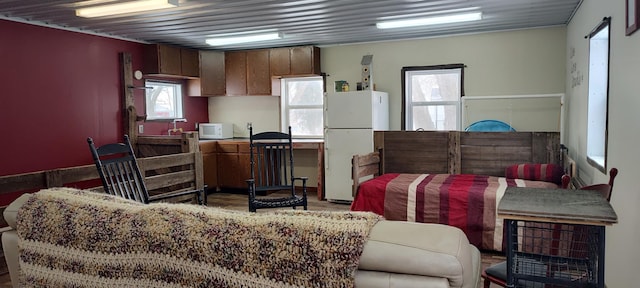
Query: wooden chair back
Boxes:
[
  {"xmin": 579, "ymin": 167, "xmax": 618, "ymax": 201},
  {"xmin": 247, "ymin": 127, "xmax": 307, "ymax": 212},
  {"xmin": 87, "ymin": 135, "xmax": 149, "ymax": 203},
  {"xmin": 251, "ymin": 130, "xmax": 294, "ymax": 192},
  {"xmin": 88, "ymin": 135, "xmax": 206, "ymax": 205}
]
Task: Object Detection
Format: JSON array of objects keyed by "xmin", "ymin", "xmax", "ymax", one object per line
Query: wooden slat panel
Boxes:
[
  {"xmin": 143, "ymin": 170, "xmax": 196, "ymax": 191},
  {"xmin": 532, "ymin": 132, "xmax": 561, "ymax": 164},
  {"xmin": 384, "ymin": 151, "xmax": 449, "ymax": 174},
  {"xmin": 45, "ymin": 170, "xmax": 64, "ymax": 187},
  {"xmin": 194, "ymin": 151, "xmax": 204, "ymax": 189},
  {"xmin": 137, "ymin": 136, "xmax": 185, "ymax": 145},
  {"xmin": 371, "ymin": 131, "xmax": 560, "ymax": 177},
  {"xmin": 460, "ymin": 132, "xmax": 532, "ymax": 146},
  {"xmin": 461, "ymin": 146, "xmax": 533, "ymax": 176},
  {"xmin": 356, "ymin": 165, "xmax": 379, "ymax": 179},
  {"xmin": 146, "ymin": 191, "xmax": 195, "ymax": 204},
  {"xmin": 137, "ymin": 134, "xmax": 199, "ymax": 157},
  {"xmin": 138, "ymin": 153, "xmax": 195, "ymax": 170},
  {"xmin": 373, "ymin": 131, "xmax": 385, "ymax": 151},
  {"xmin": 0, "ymin": 153, "xmax": 202, "ymax": 195},
  {"xmin": 0, "ymin": 173, "xmax": 46, "ymax": 194},
  {"xmin": 462, "ymin": 160, "xmax": 527, "ymax": 176},
  {"xmin": 448, "ymin": 131, "xmax": 461, "ymax": 174},
  {"xmin": 355, "ymin": 152, "xmax": 380, "ymax": 167},
  {"xmin": 377, "ymin": 131, "xmax": 450, "ymax": 174},
  {"xmin": 461, "ymin": 146, "xmax": 533, "ymax": 161},
  {"xmin": 138, "ymin": 144, "xmax": 182, "ymax": 158},
  {"xmin": 382, "ymin": 131, "xmax": 449, "ymax": 149},
  {"xmin": 353, "ymin": 152, "xmax": 380, "ymax": 179},
  {"xmin": 55, "ymin": 165, "xmax": 99, "ymax": 184},
  {"xmin": 352, "ymin": 152, "xmax": 380, "ymax": 197}
]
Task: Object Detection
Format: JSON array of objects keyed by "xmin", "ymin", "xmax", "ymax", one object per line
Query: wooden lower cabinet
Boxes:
[
  {"xmin": 215, "ymin": 141, "xmax": 251, "ymax": 190},
  {"xmin": 199, "ymin": 141, "xmax": 218, "ymax": 190}
]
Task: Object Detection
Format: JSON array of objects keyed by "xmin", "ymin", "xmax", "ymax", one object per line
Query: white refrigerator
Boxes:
[{"xmin": 324, "ymin": 90, "xmax": 389, "ymax": 202}]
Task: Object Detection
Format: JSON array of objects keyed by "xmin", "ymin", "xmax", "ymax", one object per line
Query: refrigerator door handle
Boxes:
[
  {"xmin": 324, "ymin": 136, "xmax": 329, "ymax": 170},
  {"xmin": 325, "ymin": 147, "xmax": 329, "ymax": 169}
]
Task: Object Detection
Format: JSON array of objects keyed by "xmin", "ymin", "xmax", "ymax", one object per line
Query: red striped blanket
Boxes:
[{"xmin": 350, "ymin": 173, "xmax": 558, "ymax": 251}]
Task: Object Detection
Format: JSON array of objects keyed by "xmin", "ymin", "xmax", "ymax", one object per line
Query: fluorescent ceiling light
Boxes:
[
  {"xmin": 76, "ymin": 0, "xmax": 178, "ymax": 18},
  {"xmin": 376, "ymin": 12, "xmax": 482, "ymax": 29},
  {"xmin": 206, "ymin": 32, "xmax": 282, "ymax": 46}
]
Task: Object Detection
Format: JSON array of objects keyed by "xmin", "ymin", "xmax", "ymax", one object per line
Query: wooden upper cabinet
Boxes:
[
  {"xmin": 204, "ymin": 45, "xmax": 321, "ymax": 96},
  {"xmin": 225, "ymin": 50, "xmax": 271, "ymax": 96},
  {"xmin": 246, "ymin": 50, "xmax": 271, "ymax": 95},
  {"xmin": 144, "ymin": 44, "xmax": 180, "ymax": 75},
  {"xmin": 199, "ymin": 51, "xmax": 225, "ymax": 96},
  {"xmin": 180, "ymin": 48, "xmax": 200, "ymax": 78},
  {"xmin": 290, "ymin": 46, "xmax": 321, "ymax": 75},
  {"xmin": 270, "ymin": 47, "xmax": 291, "ymax": 76},
  {"xmin": 143, "ymin": 44, "xmax": 200, "ymax": 78},
  {"xmin": 269, "ymin": 46, "xmax": 321, "ymax": 76},
  {"xmin": 225, "ymin": 51, "xmax": 247, "ymax": 96}
]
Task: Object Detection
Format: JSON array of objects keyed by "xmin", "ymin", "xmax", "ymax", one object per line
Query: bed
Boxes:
[{"xmin": 349, "ymin": 131, "xmax": 566, "ymax": 252}]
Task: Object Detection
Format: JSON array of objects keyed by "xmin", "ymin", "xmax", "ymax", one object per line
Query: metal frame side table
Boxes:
[{"xmin": 497, "ymin": 187, "xmax": 617, "ymax": 288}]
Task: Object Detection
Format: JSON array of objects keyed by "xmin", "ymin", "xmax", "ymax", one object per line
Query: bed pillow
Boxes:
[{"xmin": 505, "ymin": 163, "xmax": 564, "ymax": 185}]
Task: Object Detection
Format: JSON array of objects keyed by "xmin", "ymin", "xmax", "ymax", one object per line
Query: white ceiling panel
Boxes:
[{"xmin": 0, "ymin": 0, "xmax": 582, "ymax": 50}]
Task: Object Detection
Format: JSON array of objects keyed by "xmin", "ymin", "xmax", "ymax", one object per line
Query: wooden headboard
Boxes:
[
  {"xmin": 352, "ymin": 131, "xmax": 561, "ymax": 195},
  {"xmin": 374, "ymin": 131, "xmax": 560, "ymax": 175}
]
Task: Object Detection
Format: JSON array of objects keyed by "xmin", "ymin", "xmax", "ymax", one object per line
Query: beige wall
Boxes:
[
  {"xmin": 462, "ymin": 94, "xmax": 563, "ymax": 131},
  {"xmin": 208, "ymin": 27, "xmax": 567, "ymax": 132},
  {"xmin": 321, "ymin": 27, "xmax": 567, "ymax": 129},
  {"xmin": 208, "ymin": 96, "xmax": 280, "ymax": 138},
  {"xmin": 566, "ymin": 1, "xmax": 640, "ymax": 285}
]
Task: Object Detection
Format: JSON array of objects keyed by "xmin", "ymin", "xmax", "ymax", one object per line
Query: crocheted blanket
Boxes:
[{"xmin": 17, "ymin": 188, "xmax": 381, "ymax": 287}]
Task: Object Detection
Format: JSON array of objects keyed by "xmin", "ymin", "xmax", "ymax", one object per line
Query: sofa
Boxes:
[{"xmin": 2, "ymin": 188, "xmax": 481, "ymax": 288}]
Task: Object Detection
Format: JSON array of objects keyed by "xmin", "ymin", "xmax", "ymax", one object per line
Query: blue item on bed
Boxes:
[{"xmin": 465, "ymin": 120, "xmax": 516, "ymax": 132}]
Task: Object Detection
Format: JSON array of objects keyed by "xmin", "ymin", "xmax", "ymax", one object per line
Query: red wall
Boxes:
[{"xmin": 0, "ymin": 20, "xmax": 208, "ymax": 176}]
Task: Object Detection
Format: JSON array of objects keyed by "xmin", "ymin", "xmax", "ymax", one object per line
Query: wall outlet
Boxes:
[
  {"xmin": 138, "ymin": 124, "xmax": 144, "ymax": 134},
  {"xmin": 246, "ymin": 122, "xmax": 252, "ymax": 130}
]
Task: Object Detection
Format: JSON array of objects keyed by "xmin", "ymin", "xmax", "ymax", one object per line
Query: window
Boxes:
[
  {"xmin": 280, "ymin": 76, "xmax": 324, "ymax": 138},
  {"xmin": 402, "ymin": 64, "xmax": 464, "ymax": 131},
  {"xmin": 586, "ymin": 17, "xmax": 611, "ymax": 173},
  {"xmin": 145, "ymin": 80, "xmax": 184, "ymax": 120}
]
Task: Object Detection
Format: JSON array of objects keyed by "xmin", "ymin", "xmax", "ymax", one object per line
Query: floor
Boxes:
[{"xmin": 0, "ymin": 190, "xmax": 505, "ymax": 287}]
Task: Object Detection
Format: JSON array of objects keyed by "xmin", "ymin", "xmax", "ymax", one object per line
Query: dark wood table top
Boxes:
[{"xmin": 498, "ymin": 186, "xmax": 618, "ymax": 226}]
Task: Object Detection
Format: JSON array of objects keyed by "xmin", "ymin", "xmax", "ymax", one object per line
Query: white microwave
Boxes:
[{"xmin": 199, "ymin": 123, "xmax": 234, "ymax": 139}]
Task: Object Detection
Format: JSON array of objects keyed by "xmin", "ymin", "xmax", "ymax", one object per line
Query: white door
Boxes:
[
  {"xmin": 324, "ymin": 128, "xmax": 373, "ymax": 202},
  {"xmin": 325, "ymin": 91, "xmax": 373, "ymax": 129}
]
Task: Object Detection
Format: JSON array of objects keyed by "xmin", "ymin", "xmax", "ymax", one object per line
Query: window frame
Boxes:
[
  {"xmin": 586, "ymin": 17, "xmax": 611, "ymax": 173},
  {"xmin": 280, "ymin": 76, "xmax": 324, "ymax": 138},
  {"xmin": 401, "ymin": 64, "xmax": 465, "ymax": 131},
  {"xmin": 144, "ymin": 79, "xmax": 184, "ymax": 121}
]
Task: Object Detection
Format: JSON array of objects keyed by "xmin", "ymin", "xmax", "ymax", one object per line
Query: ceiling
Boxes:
[{"xmin": 0, "ymin": 0, "xmax": 582, "ymax": 51}]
